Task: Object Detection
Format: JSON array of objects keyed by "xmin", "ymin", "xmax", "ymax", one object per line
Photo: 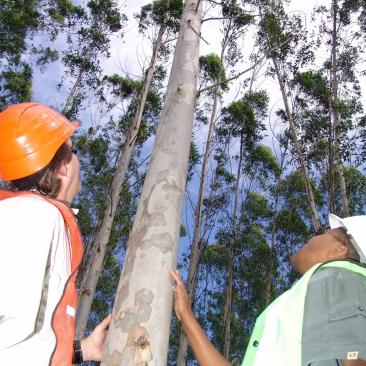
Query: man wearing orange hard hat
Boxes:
[{"xmin": 0, "ymin": 103, "xmax": 111, "ymax": 365}]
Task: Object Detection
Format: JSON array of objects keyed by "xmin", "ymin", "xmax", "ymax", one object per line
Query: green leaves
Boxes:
[
  {"xmin": 199, "ymin": 53, "xmax": 228, "ymax": 90},
  {"xmin": 136, "ymin": 0, "xmax": 183, "ymax": 33},
  {"xmin": 0, "ymin": 63, "xmax": 32, "ymax": 109}
]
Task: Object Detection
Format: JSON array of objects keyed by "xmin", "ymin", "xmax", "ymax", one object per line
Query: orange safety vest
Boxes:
[{"xmin": 0, "ymin": 190, "xmax": 84, "ymax": 366}]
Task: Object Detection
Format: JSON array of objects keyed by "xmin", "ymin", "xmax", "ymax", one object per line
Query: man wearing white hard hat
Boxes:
[{"xmin": 170, "ymin": 214, "xmax": 366, "ymax": 366}]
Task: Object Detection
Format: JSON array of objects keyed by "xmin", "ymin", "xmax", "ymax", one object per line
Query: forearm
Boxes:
[{"xmin": 181, "ymin": 312, "xmax": 231, "ymax": 366}]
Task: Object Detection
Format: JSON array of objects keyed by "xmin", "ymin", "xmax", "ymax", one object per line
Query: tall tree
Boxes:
[
  {"xmin": 75, "ymin": 0, "xmax": 183, "ymax": 339},
  {"xmin": 61, "ymin": 0, "xmax": 126, "ymax": 118},
  {"xmin": 255, "ymin": 0, "xmax": 321, "ymax": 232},
  {"xmin": 176, "ymin": 2, "xmax": 255, "ymax": 362},
  {"xmin": 0, "ymin": 0, "xmax": 80, "ymax": 108},
  {"xmin": 101, "ymin": 1, "xmax": 203, "ymax": 364}
]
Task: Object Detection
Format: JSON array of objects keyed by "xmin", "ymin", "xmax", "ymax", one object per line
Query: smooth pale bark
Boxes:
[
  {"xmin": 176, "ymin": 81, "xmax": 220, "ymax": 366},
  {"xmin": 101, "ymin": 1, "xmax": 202, "ymax": 365},
  {"xmin": 75, "ymin": 25, "xmax": 166, "ymax": 339},
  {"xmin": 330, "ymin": 0, "xmax": 349, "ymax": 216}
]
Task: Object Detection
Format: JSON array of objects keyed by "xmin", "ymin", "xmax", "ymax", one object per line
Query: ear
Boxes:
[
  {"xmin": 328, "ymin": 243, "xmax": 348, "ymax": 259},
  {"xmin": 57, "ymin": 162, "xmax": 68, "ymax": 177}
]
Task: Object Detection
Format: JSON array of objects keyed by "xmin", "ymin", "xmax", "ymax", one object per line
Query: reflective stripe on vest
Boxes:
[
  {"xmin": 242, "ymin": 261, "xmax": 366, "ymax": 366},
  {"xmin": 0, "ymin": 190, "xmax": 83, "ymax": 366}
]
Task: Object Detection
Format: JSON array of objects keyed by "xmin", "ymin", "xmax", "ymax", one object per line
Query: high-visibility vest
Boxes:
[
  {"xmin": 0, "ymin": 190, "xmax": 83, "ymax": 366},
  {"xmin": 242, "ymin": 260, "xmax": 366, "ymax": 366}
]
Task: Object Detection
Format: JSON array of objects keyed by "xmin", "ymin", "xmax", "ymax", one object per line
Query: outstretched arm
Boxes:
[{"xmin": 170, "ymin": 270, "xmax": 231, "ymax": 366}]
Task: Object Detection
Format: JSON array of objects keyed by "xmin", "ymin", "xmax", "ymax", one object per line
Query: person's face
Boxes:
[
  {"xmin": 290, "ymin": 228, "xmax": 348, "ymax": 275},
  {"xmin": 64, "ymin": 138, "xmax": 81, "ymax": 201}
]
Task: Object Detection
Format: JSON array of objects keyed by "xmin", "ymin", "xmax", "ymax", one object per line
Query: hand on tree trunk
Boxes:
[
  {"xmin": 170, "ymin": 269, "xmax": 194, "ymax": 322},
  {"xmin": 170, "ymin": 269, "xmax": 231, "ymax": 366},
  {"xmin": 80, "ymin": 314, "xmax": 112, "ymax": 362}
]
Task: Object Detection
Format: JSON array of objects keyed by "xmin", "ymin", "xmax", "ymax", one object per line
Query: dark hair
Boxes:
[
  {"xmin": 333, "ymin": 227, "xmax": 360, "ymax": 262},
  {"xmin": 7, "ymin": 142, "xmax": 73, "ymax": 198}
]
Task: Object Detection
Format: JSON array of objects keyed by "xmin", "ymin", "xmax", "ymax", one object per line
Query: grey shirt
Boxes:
[{"xmin": 302, "ymin": 261, "xmax": 366, "ymax": 366}]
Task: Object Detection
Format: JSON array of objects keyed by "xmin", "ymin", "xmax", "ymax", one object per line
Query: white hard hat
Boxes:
[{"xmin": 329, "ymin": 214, "xmax": 366, "ymax": 264}]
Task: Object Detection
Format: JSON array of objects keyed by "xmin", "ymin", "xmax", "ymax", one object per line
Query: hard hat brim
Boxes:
[
  {"xmin": 329, "ymin": 214, "xmax": 366, "ymax": 264},
  {"xmin": 0, "ymin": 120, "xmax": 79, "ymax": 181}
]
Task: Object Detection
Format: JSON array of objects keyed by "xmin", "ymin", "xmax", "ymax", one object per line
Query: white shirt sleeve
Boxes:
[{"xmin": 0, "ymin": 196, "xmax": 68, "ymax": 350}]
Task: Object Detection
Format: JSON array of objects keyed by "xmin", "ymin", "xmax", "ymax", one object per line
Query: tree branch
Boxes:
[
  {"xmin": 197, "ymin": 39, "xmax": 291, "ymax": 96},
  {"xmin": 197, "ymin": 55, "xmax": 267, "ymax": 96}
]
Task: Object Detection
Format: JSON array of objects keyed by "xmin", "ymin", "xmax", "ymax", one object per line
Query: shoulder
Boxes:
[
  {"xmin": 0, "ymin": 195, "xmax": 65, "ymax": 231},
  {"xmin": 303, "ymin": 264, "xmax": 366, "ymax": 363},
  {"xmin": 0, "ymin": 195, "xmax": 62, "ymax": 218},
  {"xmin": 310, "ymin": 263, "xmax": 366, "ymax": 286}
]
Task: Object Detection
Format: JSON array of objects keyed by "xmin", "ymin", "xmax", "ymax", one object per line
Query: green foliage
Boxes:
[
  {"xmin": 136, "ymin": 0, "xmax": 183, "ymax": 33},
  {"xmin": 222, "ymin": 0, "xmax": 254, "ymax": 28},
  {"xmin": 297, "ymin": 71, "xmax": 330, "ymax": 107},
  {"xmin": 0, "ymin": 64, "xmax": 32, "ymax": 109},
  {"xmin": 0, "ymin": 0, "xmax": 39, "ymax": 64},
  {"xmin": 258, "ymin": 10, "xmax": 292, "ymax": 59},
  {"xmin": 61, "ymin": 0, "xmax": 126, "ymax": 117},
  {"xmin": 188, "ymin": 141, "xmax": 201, "ymax": 181},
  {"xmin": 345, "ymin": 167, "xmax": 366, "ymax": 215},
  {"xmin": 217, "ymin": 90, "xmax": 268, "ymax": 154},
  {"xmin": 199, "ymin": 53, "xmax": 228, "ymax": 90}
]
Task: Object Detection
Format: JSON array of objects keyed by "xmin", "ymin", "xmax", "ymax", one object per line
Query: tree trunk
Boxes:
[
  {"xmin": 176, "ymin": 82, "xmax": 220, "ymax": 366},
  {"xmin": 330, "ymin": 0, "xmax": 349, "ymax": 216},
  {"xmin": 327, "ymin": 93, "xmax": 336, "ymax": 214},
  {"xmin": 62, "ymin": 47, "xmax": 94, "ymax": 116},
  {"xmin": 257, "ymin": 4, "xmax": 321, "ymax": 232},
  {"xmin": 264, "ymin": 179, "xmax": 280, "ymax": 305},
  {"xmin": 271, "ymin": 58, "xmax": 321, "ymax": 232},
  {"xmin": 101, "ymin": 1, "xmax": 202, "ymax": 364},
  {"xmin": 223, "ymin": 133, "xmax": 243, "ymax": 359},
  {"xmin": 75, "ymin": 25, "xmax": 166, "ymax": 339}
]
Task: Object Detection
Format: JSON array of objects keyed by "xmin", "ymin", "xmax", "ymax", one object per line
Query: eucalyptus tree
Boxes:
[
  {"xmin": 211, "ymin": 90, "xmax": 268, "ymax": 358},
  {"xmin": 0, "ymin": 0, "xmax": 80, "ymax": 109},
  {"xmin": 101, "ymin": 1, "xmax": 203, "ymax": 364},
  {"xmin": 60, "ymin": 0, "xmax": 126, "ymax": 118},
  {"xmin": 295, "ymin": 66, "xmax": 362, "ymax": 216},
  {"xmin": 307, "ymin": 0, "xmax": 366, "ymax": 216},
  {"xmin": 176, "ymin": 2, "xmax": 255, "ymax": 363},
  {"xmin": 255, "ymin": 0, "xmax": 321, "ymax": 232},
  {"xmin": 75, "ymin": 0, "xmax": 183, "ymax": 339},
  {"xmin": 194, "ymin": 141, "xmax": 283, "ymax": 364},
  {"xmin": 75, "ymin": 72, "xmax": 162, "ymax": 337}
]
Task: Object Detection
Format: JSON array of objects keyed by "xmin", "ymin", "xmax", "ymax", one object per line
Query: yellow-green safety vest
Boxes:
[{"xmin": 242, "ymin": 261, "xmax": 366, "ymax": 366}]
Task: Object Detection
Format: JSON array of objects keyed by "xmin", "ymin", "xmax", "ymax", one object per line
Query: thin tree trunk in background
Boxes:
[
  {"xmin": 330, "ymin": 0, "xmax": 349, "ymax": 216},
  {"xmin": 101, "ymin": 1, "xmax": 202, "ymax": 364},
  {"xmin": 176, "ymin": 21, "xmax": 233, "ymax": 362},
  {"xmin": 328, "ymin": 95, "xmax": 336, "ymax": 214},
  {"xmin": 265, "ymin": 177, "xmax": 280, "ymax": 305},
  {"xmin": 75, "ymin": 25, "xmax": 166, "ymax": 339},
  {"xmin": 62, "ymin": 48, "xmax": 93, "ymax": 116},
  {"xmin": 257, "ymin": 4, "xmax": 321, "ymax": 232},
  {"xmin": 176, "ymin": 82, "xmax": 220, "ymax": 366},
  {"xmin": 223, "ymin": 133, "xmax": 243, "ymax": 359},
  {"xmin": 271, "ymin": 57, "xmax": 321, "ymax": 232}
]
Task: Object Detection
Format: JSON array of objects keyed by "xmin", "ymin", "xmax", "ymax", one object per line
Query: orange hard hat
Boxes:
[{"xmin": 0, "ymin": 103, "xmax": 79, "ymax": 181}]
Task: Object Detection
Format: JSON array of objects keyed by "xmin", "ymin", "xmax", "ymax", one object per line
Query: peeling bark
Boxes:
[
  {"xmin": 75, "ymin": 25, "xmax": 166, "ymax": 339},
  {"xmin": 101, "ymin": 1, "xmax": 202, "ymax": 365}
]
